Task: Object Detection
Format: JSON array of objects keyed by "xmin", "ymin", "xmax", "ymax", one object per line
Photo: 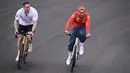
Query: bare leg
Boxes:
[{"xmin": 16, "ymin": 34, "xmax": 23, "ymax": 61}]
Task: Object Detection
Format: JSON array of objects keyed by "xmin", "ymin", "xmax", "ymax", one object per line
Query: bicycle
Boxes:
[
  {"xmin": 70, "ymin": 35, "xmax": 80, "ymax": 72},
  {"xmin": 15, "ymin": 33, "xmax": 31, "ymax": 69},
  {"xmin": 67, "ymin": 33, "xmax": 90, "ymax": 72}
]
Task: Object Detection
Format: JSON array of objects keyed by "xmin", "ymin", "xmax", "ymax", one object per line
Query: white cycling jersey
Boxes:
[{"xmin": 15, "ymin": 7, "xmax": 38, "ymax": 26}]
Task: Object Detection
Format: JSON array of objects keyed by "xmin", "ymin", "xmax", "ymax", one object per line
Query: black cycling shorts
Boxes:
[{"xmin": 18, "ymin": 24, "xmax": 33, "ymax": 35}]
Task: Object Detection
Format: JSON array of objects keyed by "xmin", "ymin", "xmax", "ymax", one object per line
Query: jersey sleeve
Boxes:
[
  {"xmin": 32, "ymin": 8, "xmax": 38, "ymax": 21},
  {"xmin": 15, "ymin": 9, "xmax": 21, "ymax": 20},
  {"xmin": 85, "ymin": 13, "xmax": 91, "ymax": 33},
  {"xmin": 65, "ymin": 12, "xmax": 75, "ymax": 31}
]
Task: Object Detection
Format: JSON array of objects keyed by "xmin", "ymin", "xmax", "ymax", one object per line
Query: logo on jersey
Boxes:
[
  {"xmin": 75, "ymin": 17, "xmax": 86, "ymax": 23},
  {"xmin": 76, "ymin": 17, "xmax": 80, "ymax": 22}
]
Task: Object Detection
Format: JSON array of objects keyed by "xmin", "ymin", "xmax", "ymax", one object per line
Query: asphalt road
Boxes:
[{"xmin": 0, "ymin": 0, "xmax": 130, "ymax": 73}]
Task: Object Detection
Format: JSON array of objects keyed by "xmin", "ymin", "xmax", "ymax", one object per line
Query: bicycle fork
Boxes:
[{"xmin": 72, "ymin": 38, "xmax": 79, "ymax": 59}]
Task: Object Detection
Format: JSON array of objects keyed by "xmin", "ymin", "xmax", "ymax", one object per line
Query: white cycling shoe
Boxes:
[
  {"xmin": 66, "ymin": 52, "xmax": 72, "ymax": 65},
  {"xmin": 28, "ymin": 43, "xmax": 33, "ymax": 52},
  {"xmin": 15, "ymin": 50, "xmax": 20, "ymax": 61},
  {"xmin": 79, "ymin": 42, "xmax": 84, "ymax": 55}
]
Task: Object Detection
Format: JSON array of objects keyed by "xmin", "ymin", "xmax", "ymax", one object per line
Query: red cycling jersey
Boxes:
[{"xmin": 65, "ymin": 11, "xmax": 91, "ymax": 33}]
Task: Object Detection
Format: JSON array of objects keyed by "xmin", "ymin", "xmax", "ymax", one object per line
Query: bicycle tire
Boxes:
[
  {"xmin": 71, "ymin": 45, "xmax": 77, "ymax": 72},
  {"xmin": 76, "ymin": 44, "xmax": 79, "ymax": 59},
  {"xmin": 17, "ymin": 44, "xmax": 24, "ymax": 69},
  {"xmin": 23, "ymin": 48, "xmax": 28, "ymax": 64}
]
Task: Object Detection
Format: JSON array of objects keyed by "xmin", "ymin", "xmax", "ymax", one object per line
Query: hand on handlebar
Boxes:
[
  {"xmin": 28, "ymin": 31, "xmax": 34, "ymax": 36},
  {"xmin": 65, "ymin": 31, "xmax": 71, "ymax": 36},
  {"xmin": 15, "ymin": 30, "xmax": 19, "ymax": 35},
  {"xmin": 86, "ymin": 33, "xmax": 91, "ymax": 39},
  {"xmin": 15, "ymin": 30, "xmax": 19, "ymax": 38}
]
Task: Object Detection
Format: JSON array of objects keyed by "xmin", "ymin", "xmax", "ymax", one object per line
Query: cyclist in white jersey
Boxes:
[{"xmin": 13, "ymin": 1, "xmax": 38, "ymax": 61}]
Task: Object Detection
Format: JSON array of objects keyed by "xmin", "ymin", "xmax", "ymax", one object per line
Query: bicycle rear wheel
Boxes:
[
  {"xmin": 71, "ymin": 45, "xmax": 77, "ymax": 72},
  {"xmin": 17, "ymin": 44, "xmax": 24, "ymax": 69}
]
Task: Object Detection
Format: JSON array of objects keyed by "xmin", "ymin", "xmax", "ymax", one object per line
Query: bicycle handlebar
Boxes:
[
  {"xmin": 66, "ymin": 33, "xmax": 91, "ymax": 39},
  {"xmin": 15, "ymin": 32, "xmax": 32, "ymax": 38}
]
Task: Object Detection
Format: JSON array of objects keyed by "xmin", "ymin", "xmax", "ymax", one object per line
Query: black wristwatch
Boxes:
[{"xmin": 32, "ymin": 31, "xmax": 35, "ymax": 33}]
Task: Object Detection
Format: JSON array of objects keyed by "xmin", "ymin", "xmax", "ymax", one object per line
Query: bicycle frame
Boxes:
[
  {"xmin": 72, "ymin": 38, "xmax": 79, "ymax": 58},
  {"xmin": 18, "ymin": 34, "xmax": 30, "ymax": 69},
  {"xmin": 22, "ymin": 34, "xmax": 30, "ymax": 63},
  {"xmin": 71, "ymin": 37, "xmax": 80, "ymax": 72},
  {"xmin": 22, "ymin": 35, "xmax": 29, "ymax": 55}
]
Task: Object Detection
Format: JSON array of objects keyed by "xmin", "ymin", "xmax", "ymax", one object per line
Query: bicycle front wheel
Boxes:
[
  {"xmin": 71, "ymin": 45, "xmax": 77, "ymax": 72},
  {"xmin": 17, "ymin": 44, "xmax": 24, "ymax": 69}
]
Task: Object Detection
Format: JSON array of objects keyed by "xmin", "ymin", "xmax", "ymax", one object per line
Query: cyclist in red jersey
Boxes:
[{"xmin": 65, "ymin": 6, "xmax": 91, "ymax": 65}]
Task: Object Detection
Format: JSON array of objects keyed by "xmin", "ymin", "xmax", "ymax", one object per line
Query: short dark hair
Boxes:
[{"xmin": 23, "ymin": 1, "xmax": 30, "ymax": 6}]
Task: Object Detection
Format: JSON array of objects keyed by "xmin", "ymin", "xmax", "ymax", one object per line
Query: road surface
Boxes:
[{"xmin": 0, "ymin": 0, "xmax": 130, "ymax": 73}]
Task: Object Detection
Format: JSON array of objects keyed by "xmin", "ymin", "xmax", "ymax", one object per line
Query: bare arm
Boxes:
[
  {"xmin": 14, "ymin": 9, "xmax": 21, "ymax": 32},
  {"xmin": 32, "ymin": 20, "xmax": 38, "ymax": 33},
  {"xmin": 32, "ymin": 8, "xmax": 38, "ymax": 33},
  {"xmin": 14, "ymin": 19, "xmax": 18, "ymax": 31}
]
